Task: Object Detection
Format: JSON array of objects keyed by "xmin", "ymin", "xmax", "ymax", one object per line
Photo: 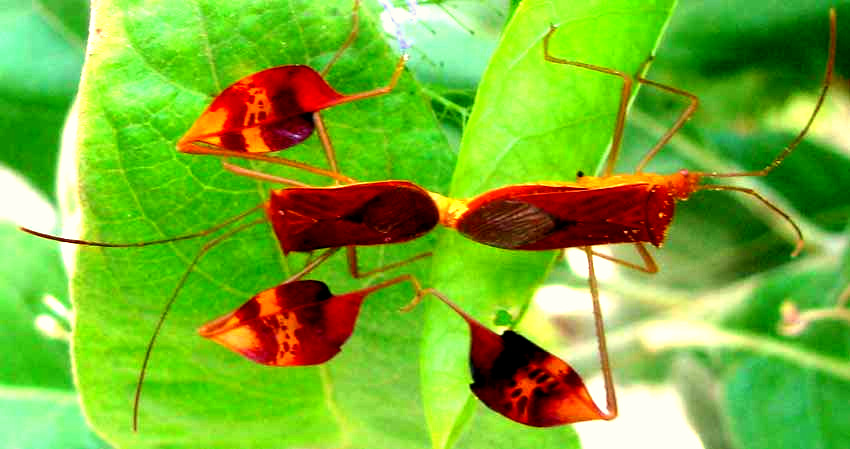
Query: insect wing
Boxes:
[
  {"xmin": 458, "ymin": 183, "xmax": 674, "ymax": 249},
  {"xmin": 267, "ymin": 181, "xmax": 440, "ymax": 253},
  {"xmin": 179, "ymin": 65, "xmax": 346, "ymax": 154},
  {"xmin": 198, "ymin": 280, "xmax": 366, "ymax": 366}
]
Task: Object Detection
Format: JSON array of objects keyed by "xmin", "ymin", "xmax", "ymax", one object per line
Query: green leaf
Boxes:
[
  {"xmin": 71, "ymin": 1, "xmax": 457, "ymax": 447},
  {"xmin": 0, "ymin": 0, "xmax": 87, "ymax": 200},
  {"xmin": 661, "ymin": 1, "xmax": 849, "ymax": 81},
  {"xmin": 671, "ymin": 356, "xmax": 736, "ymax": 449},
  {"xmin": 423, "ymin": 0, "xmax": 677, "ymax": 446},
  {"xmin": 693, "ymin": 264, "xmax": 850, "ymax": 448},
  {"xmin": 401, "ymin": 0, "xmax": 506, "ymax": 90},
  {"xmin": 0, "ymin": 221, "xmax": 71, "ymax": 389},
  {"xmin": 456, "ymin": 405, "xmax": 581, "ymax": 448},
  {"xmin": 725, "ymin": 357, "xmax": 850, "ymax": 449},
  {"xmin": 0, "ymin": 385, "xmax": 107, "ymax": 449}
]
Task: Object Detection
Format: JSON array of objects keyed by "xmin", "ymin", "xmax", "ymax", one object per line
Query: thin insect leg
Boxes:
[
  {"xmin": 696, "ymin": 9, "xmax": 836, "ymax": 179},
  {"xmin": 133, "ymin": 218, "xmax": 266, "ymax": 432},
  {"xmin": 284, "ymin": 247, "xmax": 342, "ymax": 283},
  {"xmin": 320, "ymin": 0, "xmax": 361, "ymax": 77},
  {"xmin": 313, "ymin": 112, "xmax": 341, "ymax": 181},
  {"xmin": 589, "ymin": 242, "xmax": 658, "ymax": 274},
  {"xmin": 221, "ymin": 161, "xmax": 311, "ymax": 187},
  {"xmin": 632, "ymin": 78, "xmax": 699, "ymax": 173},
  {"xmin": 327, "ymin": 53, "xmax": 409, "ymax": 106},
  {"xmin": 179, "ymin": 141, "xmax": 357, "ymax": 184},
  {"xmin": 345, "ymin": 246, "xmax": 432, "ymax": 279},
  {"xmin": 21, "ymin": 203, "xmax": 264, "ymax": 248},
  {"xmin": 698, "ymin": 184, "xmax": 803, "ymax": 257},
  {"xmin": 583, "ymin": 246, "xmax": 617, "ymax": 420},
  {"xmin": 543, "ymin": 25, "xmax": 633, "ymax": 177},
  {"xmin": 634, "ymin": 55, "xmax": 655, "ymax": 79},
  {"xmin": 351, "ymin": 272, "xmax": 439, "ymax": 313}
]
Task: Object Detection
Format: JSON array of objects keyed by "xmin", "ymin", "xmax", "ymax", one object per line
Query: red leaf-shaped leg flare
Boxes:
[{"xmin": 198, "ymin": 280, "xmax": 366, "ymax": 366}]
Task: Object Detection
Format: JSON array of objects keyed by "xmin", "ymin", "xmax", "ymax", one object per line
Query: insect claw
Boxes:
[{"xmin": 398, "ymin": 293, "xmax": 423, "ymax": 313}]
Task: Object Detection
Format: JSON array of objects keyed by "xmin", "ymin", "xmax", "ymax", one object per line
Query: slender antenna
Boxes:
[
  {"xmin": 693, "ymin": 8, "xmax": 837, "ymax": 257},
  {"xmin": 698, "ymin": 184, "xmax": 805, "ymax": 256},
  {"xmin": 697, "ymin": 8, "xmax": 836, "ymax": 180},
  {"xmin": 583, "ymin": 246, "xmax": 617, "ymax": 419},
  {"xmin": 20, "ymin": 203, "xmax": 264, "ymax": 248},
  {"xmin": 132, "ymin": 218, "xmax": 266, "ymax": 432}
]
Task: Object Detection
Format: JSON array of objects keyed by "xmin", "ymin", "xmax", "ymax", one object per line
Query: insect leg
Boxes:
[
  {"xmin": 345, "ymin": 246, "xmax": 432, "ymax": 279},
  {"xmin": 179, "ymin": 141, "xmax": 357, "ymax": 184},
  {"xmin": 221, "ymin": 161, "xmax": 312, "ymax": 187},
  {"xmin": 631, "ymin": 79, "xmax": 699, "ymax": 173},
  {"xmin": 283, "ymin": 247, "xmax": 343, "ymax": 283},
  {"xmin": 588, "ymin": 242, "xmax": 659, "ymax": 274},
  {"xmin": 583, "ymin": 245, "xmax": 618, "ymax": 419},
  {"xmin": 543, "ymin": 25, "xmax": 633, "ymax": 177},
  {"xmin": 320, "ymin": 0, "xmax": 361, "ymax": 77}
]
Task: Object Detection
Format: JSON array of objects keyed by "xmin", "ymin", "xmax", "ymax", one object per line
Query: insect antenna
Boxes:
[
  {"xmin": 19, "ymin": 203, "xmax": 265, "ymax": 248},
  {"xmin": 20, "ymin": 203, "xmax": 272, "ymax": 431},
  {"xmin": 132, "ymin": 217, "xmax": 266, "ymax": 431},
  {"xmin": 697, "ymin": 9, "xmax": 835, "ymax": 181},
  {"xmin": 692, "ymin": 8, "xmax": 837, "ymax": 257}
]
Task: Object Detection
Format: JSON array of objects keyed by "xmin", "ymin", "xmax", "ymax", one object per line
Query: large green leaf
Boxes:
[
  {"xmin": 0, "ymin": 217, "xmax": 106, "ymax": 447},
  {"xmin": 0, "ymin": 385, "xmax": 108, "ymax": 449},
  {"xmin": 0, "ymin": 0, "xmax": 87, "ymax": 200},
  {"xmin": 423, "ymin": 0, "xmax": 676, "ymax": 447},
  {"xmin": 720, "ymin": 266, "xmax": 850, "ymax": 449},
  {"xmin": 0, "ymin": 221, "xmax": 70, "ymax": 389},
  {"xmin": 71, "ymin": 1, "xmax": 457, "ymax": 447}
]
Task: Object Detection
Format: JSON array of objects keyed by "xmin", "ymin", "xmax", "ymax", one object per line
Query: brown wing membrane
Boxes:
[
  {"xmin": 456, "ymin": 183, "xmax": 674, "ymax": 249},
  {"xmin": 198, "ymin": 280, "xmax": 367, "ymax": 366},
  {"xmin": 455, "ymin": 199, "xmax": 558, "ymax": 249},
  {"xmin": 178, "ymin": 65, "xmax": 346, "ymax": 154},
  {"xmin": 267, "ymin": 181, "xmax": 440, "ymax": 253}
]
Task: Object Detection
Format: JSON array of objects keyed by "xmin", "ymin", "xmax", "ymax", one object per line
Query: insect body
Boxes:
[
  {"xmin": 24, "ymin": 7, "xmax": 838, "ymax": 433},
  {"xmin": 267, "ymin": 180, "xmax": 439, "ymax": 253},
  {"xmin": 177, "ymin": 0, "xmax": 406, "ymax": 183}
]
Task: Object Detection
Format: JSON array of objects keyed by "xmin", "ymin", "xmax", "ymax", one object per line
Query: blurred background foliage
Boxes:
[{"xmin": 1, "ymin": 0, "xmax": 848, "ymax": 447}]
